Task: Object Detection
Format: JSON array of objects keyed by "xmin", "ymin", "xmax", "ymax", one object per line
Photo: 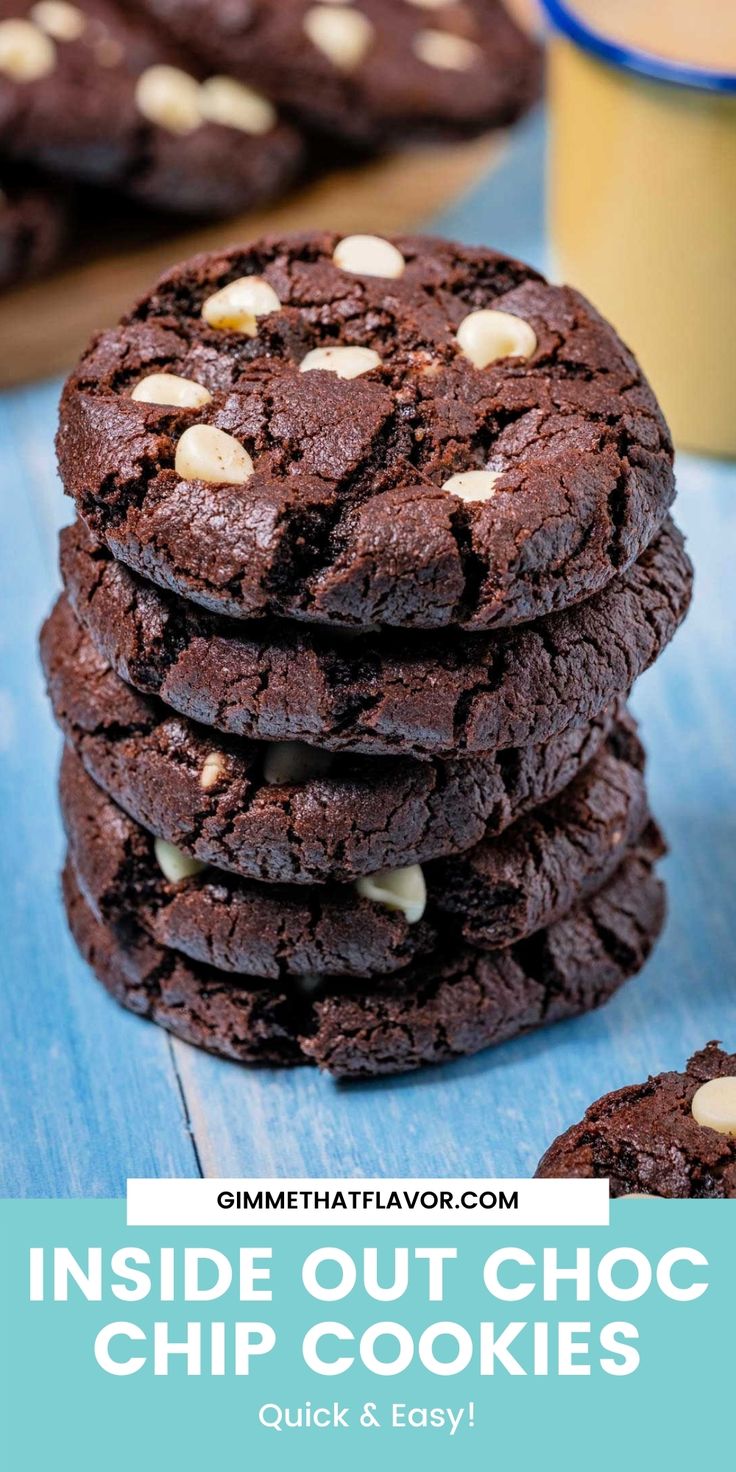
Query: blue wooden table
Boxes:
[{"xmin": 2, "ymin": 117, "xmax": 734, "ymax": 1197}]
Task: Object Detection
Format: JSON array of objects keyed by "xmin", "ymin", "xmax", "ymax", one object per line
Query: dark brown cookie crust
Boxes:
[
  {"xmin": 57, "ymin": 232, "xmax": 675, "ymax": 630},
  {"xmin": 44, "ymin": 592, "xmax": 620, "ymax": 886},
  {"xmin": 535, "ymin": 1045, "xmax": 736, "ymax": 1198},
  {"xmin": 61, "ymin": 516, "xmax": 693, "ymax": 759},
  {"xmin": 62, "ymin": 744, "xmax": 437, "ymax": 979},
  {"xmin": 63, "ymin": 839, "xmax": 666, "ymax": 1078},
  {"xmin": 136, "ymin": 0, "xmax": 542, "ymax": 148},
  {"xmin": 60, "ymin": 724, "xmax": 659, "ymax": 977},
  {"xmin": 0, "ymin": 1, "xmax": 303, "ymax": 215},
  {"xmin": 430, "ymin": 720, "xmax": 659, "ymax": 951}
]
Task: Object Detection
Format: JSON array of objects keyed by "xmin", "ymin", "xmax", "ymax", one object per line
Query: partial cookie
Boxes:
[
  {"xmin": 57, "ymin": 231, "xmax": 675, "ymax": 630},
  {"xmin": 61, "ymin": 516, "xmax": 693, "ymax": 759},
  {"xmin": 535, "ymin": 1044, "xmax": 736, "ymax": 1198},
  {"xmin": 43, "ymin": 593, "xmax": 619, "ymax": 885},
  {"xmin": 60, "ymin": 726, "xmax": 658, "ymax": 977},
  {"xmin": 0, "ymin": 2, "xmax": 303, "ymax": 214},
  {"xmin": 0, "ymin": 170, "xmax": 66, "ymax": 288},
  {"xmin": 136, "ymin": 0, "xmax": 541, "ymax": 148},
  {"xmin": 63, "ymin": 839, "xmax": 666, "ymax": 1077}
]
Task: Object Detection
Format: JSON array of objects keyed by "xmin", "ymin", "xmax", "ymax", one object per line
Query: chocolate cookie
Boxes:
[
  {"xmin": 60, "ymin": 723, "xmax": 658, "ymax": 976},
  {"xmin": 44, "ymin": 592, "xmax": 620, "ymax": 886},
  {"xmin": 535, "ymin": 1044, "xmax": 736, "ymax": 1197},
  {"xmin": 428, "ymin": 724, "xmax": 658, "ymax": 951},
  {"xmin": 57, "ymin": 231, "xmax": 675, "ymax": 630},
  {"xmin": 61, "ymin": 516, "xmax": 693, "ymax": 759},
  {"xmin": 63, "ymin": 837, "xmax": 666, "ymax": 1077},
  {"xmin": 62, "ymin": 745, "xmax": 437, "ymax": 978},
  {"xmin": 0, "ymin": 168, "xmax": 66, "ymax": 288},
  {"xmin": 136, "ymin": 0, "xmax": 541, "ymax": 148},
  {"xmin": 0, "ymin": 2, "xmax": 303, "ymax": 214}
]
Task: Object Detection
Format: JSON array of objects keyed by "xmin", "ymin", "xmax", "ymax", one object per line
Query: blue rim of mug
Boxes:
[{"xmin": 539, "ymin": 0, "xmax": 736, "ymax": 93}]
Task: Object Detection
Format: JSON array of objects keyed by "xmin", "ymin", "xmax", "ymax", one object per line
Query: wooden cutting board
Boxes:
[{"xmin": 0, "ymin": 133, "xmax": 501, "ymax": 388}]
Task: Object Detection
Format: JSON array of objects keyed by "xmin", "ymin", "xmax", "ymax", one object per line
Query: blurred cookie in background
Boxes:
[
  {"xmin": 135, "ymin": 0, "xmax": 542, "ymax": 148},
  {"xmin": 0, "ymin": 167, "xmax": 67, "ymax": 287},
  {"xmin": 0, "ymin": 1, "xmax": 304, "ymax": 214}
]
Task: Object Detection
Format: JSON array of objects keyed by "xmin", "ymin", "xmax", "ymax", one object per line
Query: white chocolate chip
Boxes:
[
  {"xmin": 199, "ymin": 751, "xmax": 227, "ymax": 790},
  {"xmin": 131, "ymin": 373, "xmax": 212, "ymax": 409},
  {"xmin": 691, "ymin": 1077, "xmax": 736, "ymax": 1137},
  {"xmin": 413, "ymin": 28, "xmax": 482, "ymax": 70},
  {"xmin": 333, "ymin": 234, "xmax": 406, "ymax": 279},
  {"xmin": 263, "ymin": 742, "xmax": 334, "ymax": 785},
  {"xmin": 135, "ymin": 65, "xmax": 203, "ymax": 135},
  {"xmin": 199, "ymin": 75, "xmax": 277, "ymax": 135},
  {"xmin": 201, "ymin": 275, "xmax": 281, "ymax": 335},
  {"xmin": 154, "ymin": 838, "xmax": 207, "ymax": 884},
  {"xmin": 299, "ymin": 346, "xmax": 381, "ymax": 380},
  {"xmin": 303, "ymin": 5, "xmax": 374, "ymax": 71},
  {"xmin": 30, "ymin": 1, "xmax": 85, "ymax": 40},
  {"xmin": 0, "ymin": 18, "xmax": 56, "ymax": 80},
  {"xmin": 443, "ymin": 469, "xmax": 501, "ymax": 503},
  {"xmin": 456, "ymin": 308, "xmax": 537, "ymax": 368},
  {"xmin": 175, "ymin": 425, "xmax": 254, "ymax": 485},
  {"xmin": 355, "ymin": 865, "xmax": 427, "ymax": 925},
  {"xmin": 405, "ymin": 0, "xmax": 454, "ymax": 8}
]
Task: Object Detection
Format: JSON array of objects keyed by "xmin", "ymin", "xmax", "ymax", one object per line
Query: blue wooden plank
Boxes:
[
  {"xmin": 433, "ymin": 107, "xmax": 547, "ymax": 272},
  {"xmin": 0, "ymin": 390, "xmax": 201, "ymax": 1196},
  {"xmin": 1, "ymin": 110, "xmax": 735, "ymax": 1191}
]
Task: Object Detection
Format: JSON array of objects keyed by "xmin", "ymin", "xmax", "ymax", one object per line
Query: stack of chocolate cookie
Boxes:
[{"xmin": 41, "ymin": 231, "xmax": 693, "ymax": 1078}]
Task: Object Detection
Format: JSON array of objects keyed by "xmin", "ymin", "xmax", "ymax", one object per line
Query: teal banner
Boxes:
[{"xmin": 2, "ymin": 1200, "xmax": 733, "ymax": 1470}]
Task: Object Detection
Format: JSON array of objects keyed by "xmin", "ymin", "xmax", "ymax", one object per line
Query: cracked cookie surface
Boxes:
[
  {"xmin": 61, "ymin": 515, "xmax": 693, "ymax": 759},
  {"xmin": 0, "ymin": 1, "xmax": 303, "ymax": 214},
  {"xmin": 535, "ymin": 1044, "xmax": 736, "ymax": 1197},
  {"xmin": 63, "ymin": 839, "xmax": 665, "ymax": 1077},
  {"xmin": 60, "ymin": 724, "xmax": 659, "ymax": 977},
  {"xmin": 57, "ymin": 231, "xmax": 675, "ymax": 630},
  {"xmin": 135, "ymin": 0, "xmax": 541, "ymax": 148},
  {"xmin": 44, "ymin": 592, "xmax": 619, "ymax": 885}
]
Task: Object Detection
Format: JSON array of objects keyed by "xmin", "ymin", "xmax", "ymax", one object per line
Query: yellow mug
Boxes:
[{"xmin": 541, "ymin": 0, "xmax": 736, "ymax": 457}]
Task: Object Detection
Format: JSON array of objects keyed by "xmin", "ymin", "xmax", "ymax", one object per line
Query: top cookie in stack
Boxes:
[
  {"xmin": 45, "ymin": 231, "xmax": 693, "ymax": 1078},
  {"xmin": 57, "ymin": 231, "xmax": 676, "ymax": 630}
]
